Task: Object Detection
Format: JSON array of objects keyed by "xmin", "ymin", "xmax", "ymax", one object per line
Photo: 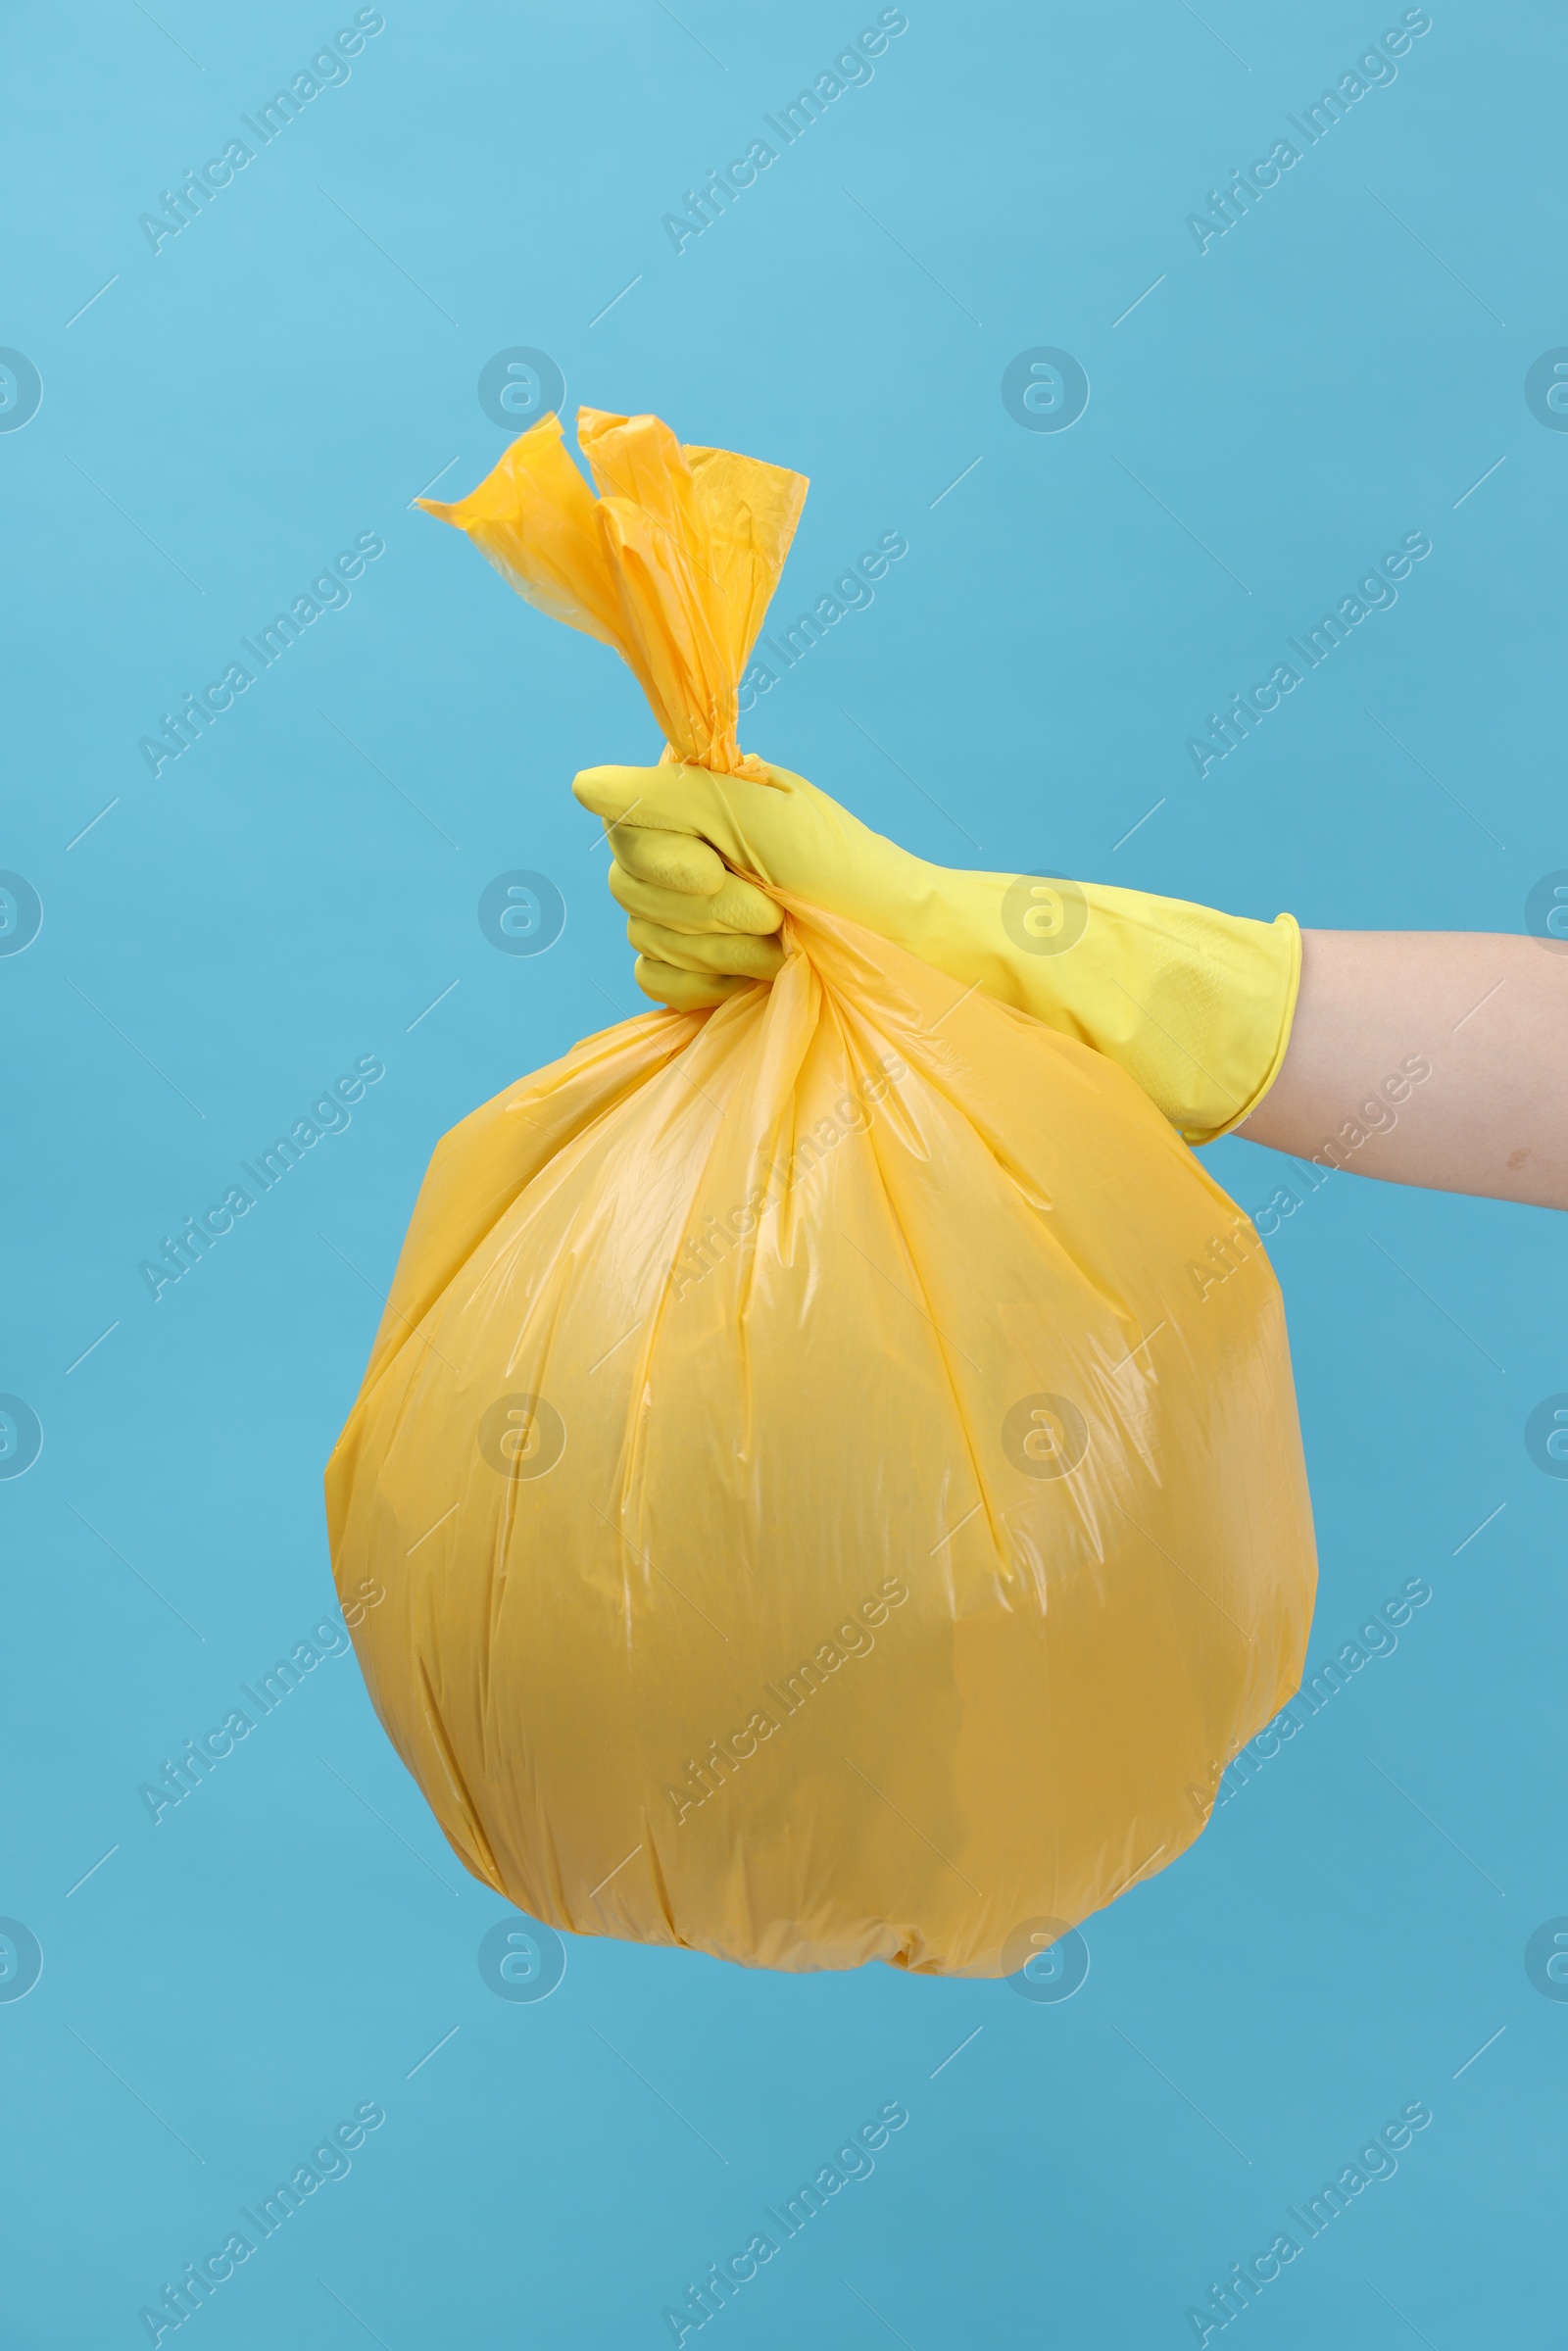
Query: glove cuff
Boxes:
[{"xmin": 1183, "ymin": 912, "xmax": 1302, "ymax": 1147}]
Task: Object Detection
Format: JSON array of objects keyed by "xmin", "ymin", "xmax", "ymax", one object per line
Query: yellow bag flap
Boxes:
[{"xmin": 421, "ymin": 407, "xmax": 807, "ymax": 776}]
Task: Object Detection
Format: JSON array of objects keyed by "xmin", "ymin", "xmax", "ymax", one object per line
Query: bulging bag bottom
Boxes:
[{"xmin": 325, "ymin": 895, "xmax": 1316, "ymax": 1976}]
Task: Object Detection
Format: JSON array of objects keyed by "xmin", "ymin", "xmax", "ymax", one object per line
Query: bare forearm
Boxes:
[{"xmin": 1236, "ymin": 930, "xmax": 1568, "ymax": 1208}]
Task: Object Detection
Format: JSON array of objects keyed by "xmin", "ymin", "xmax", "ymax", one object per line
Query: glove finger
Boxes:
[
  {"xmin": 626, "ymin": 915, "xmax": 786, "ymax": 980},
  {"xmin": 612, "ymin": 823, "xmax": 728, "ymax": 898},
  {"xmin": 634, "ymin": 955, "xmax": 753, "ymax": 1011},
  {"xmin": 573, "ymin": 764, "xmax": 682, "ymax": 831},
  {"xmin": 573, "ymin": 761, "xmax": 810, "ymax": 885},
  {"xmin": 610, "ymin": 859, "xmax": 782, "ymax": 937}
]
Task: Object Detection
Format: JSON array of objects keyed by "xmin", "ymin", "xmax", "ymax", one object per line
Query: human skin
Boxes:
[
  {"xmin": 580, "ymin": 766, "xmax": 1567, "ymax": 1211},
  {"xmin": 1236, "ymin": 929, "xmax": 1568, "ymax": 1210}
]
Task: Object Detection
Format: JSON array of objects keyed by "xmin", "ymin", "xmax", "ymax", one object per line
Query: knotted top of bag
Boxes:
[{"xmin": 420, "ymin": 408, "xmax": 808, "ymax": 780}]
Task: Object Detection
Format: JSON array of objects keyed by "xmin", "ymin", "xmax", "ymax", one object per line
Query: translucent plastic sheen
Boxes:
[{"xmin": 324, "ymin": 410, "xmax": 1317, "ymax": 1975}]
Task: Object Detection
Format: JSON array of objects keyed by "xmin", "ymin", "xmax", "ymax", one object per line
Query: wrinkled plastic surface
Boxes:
[
  {"xmin": 326, "ymin": 409, "xmax": 1317, "ymax": 1976},
  {"xmin": 419, "ymin": 406, "xmax": 806, "ymax": 779}
]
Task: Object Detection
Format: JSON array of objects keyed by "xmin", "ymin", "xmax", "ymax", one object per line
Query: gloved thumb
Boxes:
[{"xmin": 571, "ymin": 760, "xmax": 813, "ymax": 890}]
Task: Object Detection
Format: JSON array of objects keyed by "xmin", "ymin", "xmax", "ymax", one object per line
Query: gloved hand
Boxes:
[{"xmin": 573, "ymin": 759, "xmax": 1300, "ymax": 1145}]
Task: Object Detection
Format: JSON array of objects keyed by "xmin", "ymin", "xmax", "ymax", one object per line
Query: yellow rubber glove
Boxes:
[{"xmin": 574, "ymin": 760, "xmax": 1300, "ymax": 1146}]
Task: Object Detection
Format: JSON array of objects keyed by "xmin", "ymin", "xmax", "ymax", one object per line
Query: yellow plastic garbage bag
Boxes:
[{"xmin": 323, "ymin": 408, "xmax": 1316, "ymax": 1977}]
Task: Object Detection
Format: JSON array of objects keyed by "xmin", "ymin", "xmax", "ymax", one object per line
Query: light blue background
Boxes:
[{"xmin": 3, "ymin": 2, "xmax": 1564, "ymax": 2343}]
